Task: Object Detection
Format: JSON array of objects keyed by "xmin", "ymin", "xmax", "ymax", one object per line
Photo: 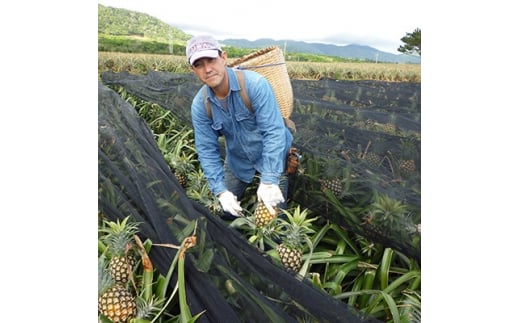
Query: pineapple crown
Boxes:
[
  {"xmin": 279, "ymin": 206, "xmax": 317, "ymax": 249},
  {"xmin": 371, "ymin": 193, "xmax": 407, "ymax": 220},
  {"xmin": 399, "ymin": 137, "xmax": 418, "ymax": 159},
  {"xmin": 323, "ymin": 158, "xmax": 344, "ymax": 178},
  {"xmin": 168, "ymin": 152, "xmax": 196, "ymax": 173},
  {"xmin": 100, "ymin": 216, "xmax": 141, "ymax": 254}
]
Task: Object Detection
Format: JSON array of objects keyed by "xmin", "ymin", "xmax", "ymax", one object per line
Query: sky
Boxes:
[{"xmin": 98, "ymin": 0, "xmax": 421, "ymax": 55}]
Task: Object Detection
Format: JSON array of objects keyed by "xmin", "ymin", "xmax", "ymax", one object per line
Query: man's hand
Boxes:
[
  {"xmin": 217, "ymin": 191, "xmax": 243, "ymax": 216},
  {"xmin": 257, "ymin": 183, "xmax": 284, "ymax": 215}
]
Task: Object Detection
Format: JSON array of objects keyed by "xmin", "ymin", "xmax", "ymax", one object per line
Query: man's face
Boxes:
[{"xmin": 191, "ymin": 51, "xmax": 228, "ymax": 89}]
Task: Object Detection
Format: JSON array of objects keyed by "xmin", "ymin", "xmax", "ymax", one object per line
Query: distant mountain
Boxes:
[
  {"xmin": 221, "ymin": 39, "xmax": 420, "ymax": 64},
  {"xmin": 98, "ymin": 4, "xmax": 190, "ymax": 45},
  {"xmin": 98, "ymin": 4, "xmax": 419, "ymax": 64}
]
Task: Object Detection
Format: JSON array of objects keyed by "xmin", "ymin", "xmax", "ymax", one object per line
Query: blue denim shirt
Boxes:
[{"xmin": 191, "ymin": 67, "xmax": 293, "ymax": 196}]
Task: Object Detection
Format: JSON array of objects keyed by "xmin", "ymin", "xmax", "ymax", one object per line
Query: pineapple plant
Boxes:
[
  {"xmin": 277, "ymin": 206, "xmax": 317, "ymax": 273},
  {"xmin": 186, "ymin": 170, "xmax": 223, "ymax": 215},
  {"xmin": 168, "ymin": 152, "xmax": 196, "ymax": 188},
  {"xmin": 360, "ymin": 210, "xmax": 393, "ymax": 245},
  {"xmin": 361, "ymin": 138, "xmax": 386, "ymax": 168},
  {"xmin": 99, "ymin": 217, "xmax": 182, "ymax": 323},
  {"xmin": 99, "ymin": 216, "xmax": 140, "ymax": 285},
  {"xmin": 98, "ymin": 251, "xmax": 137, "ymax": 322},
  {"xmin": 364, "ymin": 193, "xmax": 407, "ymax": 237},
  {"xmin": 157, "ymin": 128, "xmax": 197, "ymax": 189},
  {"xmin": 253, "ymin": 201, "xmax": 278, "ymax": 228},
  {"xmin": 319, "ymin": 158, "xmax": 355, "ymax": 199}
]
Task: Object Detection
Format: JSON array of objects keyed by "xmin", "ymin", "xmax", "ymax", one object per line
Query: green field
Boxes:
[{"xmin": 99, "ymin": 52, "xmax": 421, "ymax": 83}]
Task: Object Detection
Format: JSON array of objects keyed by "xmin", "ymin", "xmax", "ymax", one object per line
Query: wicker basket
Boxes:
[{"xmin": 229, "ymin": 46, "xmax": 295, "ymax": 131}]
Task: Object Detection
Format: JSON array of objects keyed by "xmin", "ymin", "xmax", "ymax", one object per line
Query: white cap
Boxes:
[{"xmin": 186, "ymin": 35, "xmax": 222, "ymax": 65}]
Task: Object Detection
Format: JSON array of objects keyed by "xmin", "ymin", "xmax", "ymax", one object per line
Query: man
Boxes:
[{"xmin": 186, "ymin": 35, "xmax": 293, "ymax": 219}]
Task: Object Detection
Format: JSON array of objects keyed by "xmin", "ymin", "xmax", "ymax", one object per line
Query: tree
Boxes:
[{"xmin": 398, "ymin": 28, "xmax": 421, "ymax": 56}]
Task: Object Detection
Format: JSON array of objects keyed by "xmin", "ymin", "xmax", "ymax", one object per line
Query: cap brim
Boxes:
[{"xmin": 189, "ymin": 49, "xmax": 219, "ymax": 65}]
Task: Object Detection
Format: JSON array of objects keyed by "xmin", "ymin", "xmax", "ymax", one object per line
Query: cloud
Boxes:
[{"xmin": 99, "ymin": 0, "xmax": 420, "ymax": 54}]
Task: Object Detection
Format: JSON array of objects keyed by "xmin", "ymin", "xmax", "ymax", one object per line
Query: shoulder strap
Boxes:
[
  {"xmin": 204, "ymin": 86, "xmax": 211, "ymax": 119},
  {"xmin": 204, "ymin": 70, "xmax": 252, "ymax": 119},
  {"xmin": 235, "ymin": 70, "xmax": 252, "ymax": 112}
]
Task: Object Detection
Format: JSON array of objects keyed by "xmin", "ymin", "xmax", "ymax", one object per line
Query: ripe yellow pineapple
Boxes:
[
  {"xmin": 100, "ymin": 216, "xmax": 140, "ymax": 286},
  {"xmin": 277, "ymin": 243, "xmax": 303, "ymax": 272},
  {"xmin": 254, "ymin": 201, "xmax": 278, "ymax": 228},
  {"xmin": 98, "ymin": 255, "xmax": 137, "ymax": 323},
  {"xmin": 277, "ymin": 206, "xmax": 317, "ymax": 273},
  {"xmin": 109, "ymin": 255, "xmax": 137, "ymax": 284},
  {"xmin": 98, "ymin": 283, "xmax": 137, "ymax": 322}
]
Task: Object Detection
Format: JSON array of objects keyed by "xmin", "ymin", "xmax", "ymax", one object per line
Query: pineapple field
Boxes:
[{"xmin": 99, "ymin": 54, "xmax": 420, "ymax": 322}]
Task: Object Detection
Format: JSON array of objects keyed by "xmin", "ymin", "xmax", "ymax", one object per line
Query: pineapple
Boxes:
[
  {"xmin": 98, "ymin": 254, "xmax": 137, "ymax": 322},
  {"xmin": 98, "ymin": 283, "xmax": 137, "ymax": 322},
  {"xmin": 361, "ymin": 218, "xmax": 392, "ymax": 243},
  {"xmin": 365, "ymin": 152, "xmax": 382, "ymax": 167},
  {"xmin": 169, "ymin": 152, "xmax": 196, "ymax": 188},
  {"xmin": 397, "ymin": 137, "xmax": 419, "ymax": 177},
  {"xmin": 320, "ymin": 178, "xmax": 342, "ymax": 197},
  {"xmin": 398, "ymin": 159, "xmax": 416, "ymax": 177},
  {"xmin": 109, "ymin": 255, "xmax": 137, "ymax": 284},
  {"xmin": 320, "ymin": 158, "xmax": 344, "ymax": 197},
  {"xmin": 277, "ymin": 206, "xmax": 317, "ymax": 273},
  {"xmin": 277, "ymin": 243, "xmax": 303, "ymax": 272},
  {"xmin": 100, "ymin": 216, "xmax": 140, "ymax": 285},
  {"xmin": 159, "ymin": 133, "xmax": 197, "ymax": 189},
  {"xmin": 254, "ymin": 201, "xmax": 278, "ymax": 228}
]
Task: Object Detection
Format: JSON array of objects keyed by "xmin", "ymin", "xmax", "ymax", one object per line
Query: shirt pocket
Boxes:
[
  {"xmin": 211, "ymin": 121, "xmax": 225, "ymax": 137},
  {"xmin": 235, "ymin": 111, "xmax": 257, "ymax": 132}
]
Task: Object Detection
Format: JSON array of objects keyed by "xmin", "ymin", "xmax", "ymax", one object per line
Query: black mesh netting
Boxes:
[{"xmin": 99, "ymin": 69, "xmax": 420, "ymax": 322}]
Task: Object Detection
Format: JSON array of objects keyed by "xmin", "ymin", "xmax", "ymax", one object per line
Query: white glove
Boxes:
[
  {"xmin": 257, "ymin": 183, "xmax": 284, "ymax": 215},
  {"xmin": 217, "ymin": 191, "xmax": 243, "ymax": 217}
]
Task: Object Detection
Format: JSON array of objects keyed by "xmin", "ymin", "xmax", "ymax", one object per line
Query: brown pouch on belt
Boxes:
[{"xmin": 285, "ymin": 147, "xmax": 301, "ymax": 175}]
